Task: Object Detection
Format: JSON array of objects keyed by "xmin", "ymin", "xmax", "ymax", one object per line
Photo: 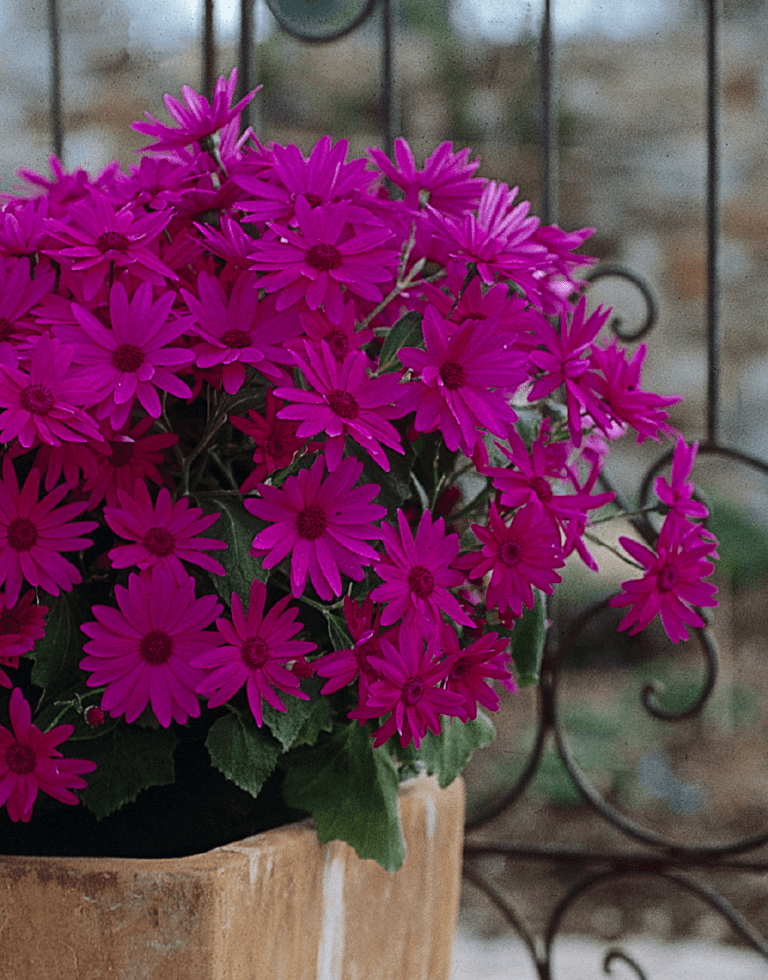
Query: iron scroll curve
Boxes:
[{"xmin": 264, "ymin": 0, "xmax": 379, "ymax": 42}]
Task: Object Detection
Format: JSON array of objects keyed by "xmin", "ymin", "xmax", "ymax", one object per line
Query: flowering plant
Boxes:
[{"xmin": 0, "ymin": 70, "xmax": 717, "ymax": 869}]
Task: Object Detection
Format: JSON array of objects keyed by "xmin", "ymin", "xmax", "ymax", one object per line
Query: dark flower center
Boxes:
[
  {"xmin": 0, "ymin": 612, "xmax": 20, "ymax": 636},
  {"xmin": 109, "ymin": 443, "xmax": 135, "ymax": 467},
  {"xmin": 327, "ymin": 389, "xmax": 359, "ymax": 420},
  {"xmin": 408, "ymin": 565, "xmax": 435, "ymax": 599},
  {"xmin": 7, "ymin": 518, "xmax": 38, "ymax": 552},
  {"xmin": 355, "ymin": 639, "xmax": 378, "ymax": 678},
  {"xmin": 296, "ymin": 503, "xmax": 328, "ymax": 540},
  {"xmin": 142, "ymin": 527, "xmax": 175, "ymax": 557},
  {"xmin": 304, "ymin": 193, "xmax": 323, "ymax": 208},
  {"xmin": 221, "ymin": 328, "xmax": 252, "ymax": 349},
  {"xmin": 112, "ymin": 343, "xmax": 145, "ymax": 372},
  {"xmin": 21, "ymin": 384, "xmax": 54, "ymax": 416},
  {"xmin": 96, "ymin": 231, "xmax": 130, "ymax": 254},
  {"xmin": 326, "ymin": 330, "xmax": 349, "ymax": 361},
  {"xmin": 306, "ymin": 242, "xmax": 342, "ymax": 272},
  {"xmin": 658, "ymin": 565, "xmax": 679, "ymax": 592},
  {"xmin": 140, "ymin": 629, "xmax": 173, "ymax": 665},
  {"xmin": 0, "ymin": 317, "xmax": 13, "ymax": 342},
  {"xmin": 530, "ymin": 476, "xmax": 553, "ymax": 502},
  {"xmin": 440, "ymin": 361, "xmax": 466, "ymax": 390},
  {"xmin": 500, "ymin": 540, "xmax": 521, "ymax": 566},
  {"xmin": 265, "ymin": 431, "xmax": 286, "ymax": 459},
  {"xmin": 402, "ymin": 676, "xmax": 424, "ymax": 706},
  {"xmin": 451, "ymin": 659, "xmax": 470, "ymax": 680},
  {"xmin": 241, "ymin": 635, "xmax": 269, "ymax": 669},
  {"xmin": 5, "ymin": 742, "xmax": 36, "ymax": 775}
]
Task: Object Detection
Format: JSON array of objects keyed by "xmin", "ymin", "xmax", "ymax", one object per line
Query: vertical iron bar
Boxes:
[
  {"xmin": 381, "ymin": 0, "xmax": 396, "ymax": 156},
  {"xmin": 47, "ymin": 0, "xmax": 63, "ymax": 162},
  {"xmin": 239, "ymin": 0, "xmax": 255, "ymax": 133},
  {"xmin": 540, "ymin": 0, "xmax": 557, "ymax": 224},
  {"xmin": 203, "ymin": 0, "xmax": 216, "ymax": 100},
  {"xmin": 705, "ymin": 0, "xmax": 721, "ymax": 445}
]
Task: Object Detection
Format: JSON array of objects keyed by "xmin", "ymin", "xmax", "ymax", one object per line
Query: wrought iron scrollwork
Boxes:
[{"xmin": 264, "ymin": 0, "xmax": 379, "ymax": 42}]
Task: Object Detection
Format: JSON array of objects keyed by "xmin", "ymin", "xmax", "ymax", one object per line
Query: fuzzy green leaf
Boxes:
[
  {"xmin": 200, "ymin": 494, "xmax": 269, "ymax": 605},
  {"xmin": 79, "ymin": 724, "xmax": 178, "ymax": 820},
  {"xmin": 378, "ymin": 309, "xmax": 423, "ymax": 374},
  {"xmin": 416, "ymin": 711, "xmax": 495, "ymax": 788},
  {"xmin": 262, "ymin": 676, "xmax": 334, "ymax": 751},
  {"xmin": 326, "ymin": 611, "xmax": 352, "ymax": 651},
  {"xmin": 281, "ymin": 721, "xmax": 405, "ymax": 870},
  {"xmin": 206, "ymin": 709, "xmax": 282, "ymax": 798},
  {"xmin": 509, "ymin": 588, "xmax": 547, "ymax": 686}
]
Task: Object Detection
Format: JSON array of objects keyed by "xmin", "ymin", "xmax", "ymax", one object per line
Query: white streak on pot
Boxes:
[{"xmin": 317, "ymin": 851, "xmax": 345, "ymax": 980}]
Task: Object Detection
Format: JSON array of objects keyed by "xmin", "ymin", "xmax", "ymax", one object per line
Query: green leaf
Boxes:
[
  {"xmin": 200, "ymin": 493, "xmax": 269, "ymax": 605},
  {"xmin": 262, "ymin": 676, "xmax": 333, "ymax": 751},
  {"xmin": 79, "ymin": 724, "xmax": 178, "ymax": 820},
  {"xmin": 30, "ymin": 587, "xmax": 102, "ymax": 698},
  {"xmin": 326, "ymin": 611, "xmax": 352, "ymax": 651},
  {"xmin": 416, "ymin": 711, "xmax": 495, "ymax": 788},
  {"xmin": 281, "ymin": 721, "xmax": 405, "ymax": 871},
  {"xmin": 206, "ymin": 709, "xmax": 282, "ymax": 798},
  {"xmin": 378, "ymin": 309, "xmax": 423, "ymax": 373},
  {"xmin": 509, "ymin": 587, "xmax": 547, "ymax": 687}
]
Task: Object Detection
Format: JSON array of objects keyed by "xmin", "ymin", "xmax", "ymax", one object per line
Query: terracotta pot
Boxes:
[{"xmin": 0, "ymin": 774, "xmax": 464, "ymax": 980}]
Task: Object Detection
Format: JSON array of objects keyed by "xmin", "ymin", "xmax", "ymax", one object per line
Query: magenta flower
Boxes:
[
  {"xmin": 0, "ymin": 197, "xmax": 50, "ymax": 258},
  {"xmin": 0, "ymin": 456, "xmax": 98, "ymax": 607},
  {"xmin": 104, "ymin": 479, "xmax": 227, "ymax": 582},
  {"xmin": 485, "ymin": 422, "xmax": 614, "ymax": 537},
  {"xmin": 586, "ymin": 339, "xmax": 682, "ymax": 444},
  {"xmin": 349, "ymin": 624, "xmax": 465, "ymax": 749},
  {"xmin": 0, "ymin": 334, "xmax": 102, "ymax": 448},
  {"xmin": 192, "ymin": 580, "xmax": 316, "ymax": 726},
  {"xmin": 315, "ymin": 595, "xmax": 389, "ymax": 702},
  {"xmin": 43, "ymin": 194, "xmax": 177, "ymax": 301},
  {"xmin": 442, "ymin": 628, "xmax": 515, "ymax": 721},
  {"xmin": 57, "ymin": 281, "xmax": 195, "ymax": 430},
  {"xmin": 460, "ymin": 503, "xmax": 565, "ymax": 617},
  {"xmin": 293, "ymin": 300, "xmax": 374, "ymax": 364},
  {"xmin": 247, "ymin": 197, "xmax": 400, "ymax": 324},
  {"xmin": 398, "ymin": 305, "xmax": 524, "ymax": 456},
  {"xmin": 371, "ymin": 508, "xmax": 475, "ymax": 630},
  {"xmin": 0, "ymin": 256, "xmax": 56, "ymax": 348},
  {"xmin": 80, "ymin": 568, "xmax": 222, "ymax": 728},
  {"xmin": 81, "ymin": 415, "xmax": 178, "ymax": 508},
  {"xmin": 610, "ymin": 517, "xmax": 718, "ymax": 643},
  {"xmin": 275, "ymin": 342, "xmax": 406, "ymax": 471},
  {"xmin": 231, "ymin": 391, "xmax": 309, "ymax": 493},
  {"xmin": 246, "ymin": 455, "xmax": 386, "ymax": 600},
  {"xmin": 235, "ymin": 136, "xmax": 373, "ymax": 225},
  {"xmin": 0, "ymin": 687, "xmax": 97, "ymax": 822},
  {"xmin": 527, "ymin": 295, "xmax": 612, "ymax": 446},
  {"xmin": 131, "ymin": 68, "xmax": 260, "ymax": 152},
  {"xmin": 654, "ymin": 438, "xmax": 709, "ymax": 523},
  {"xmin": 0, "ymin": 589, "xmax": 47, "ymax": 657},
  {"xmin": 181, "ymin": 271, "xmax": 301, "ymax": 393},
  {"xmin": 367, "ymin": 138, "xmax": 485, "ymax": 217}
]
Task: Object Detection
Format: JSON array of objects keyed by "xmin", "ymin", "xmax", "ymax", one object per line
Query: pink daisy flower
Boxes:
[
  {"xmin": 398, "ymin": 305, "xmax": 525, "ymax": 456},
  {"xmin": 43, "ymin": 194, "xmax": 177, "ymax": 301},
  {"xmin": 80, "ymin": 568, "xmax": 222, "ymax": 728},
  {"xmin": 610, "ymin": 517, "xmax": 718, "ymax": 644},
  {"xmin": 0, "ymin": 456, "xmax": 98, "ymax": 607},
  {"xmin": 81, "ymin": 415, "xmax": 178, "ymax": 508},
  {"xmin": 231, "ymin": 390, "xmax": 309, "ymax": 493},
  {"xmin": 0, "ymin": 589, "xmax": 47, "ymax": 657},
  {"xmin": 291, "ymin": 300, "xmax": 374, "ymax": 363},
  {"xmin": 0, "ymin": 197, "xmax": 50, "ymax": 258},
  {"xmin": 131, "ymin": 68, "xmax": 259, "ymax": 153},
  {"xmin": 181, "ymin": 271, "xmax": 301, "ymax": 393},
  {"xmin": 349, "ymin": 623, "xmax": 465, "ymax": 749},
  {"xmin": 442, "ymin": 627, "xmax": 515, "ymax": 721},
  {"xmin": 0, "ymin": 256, "xmax": 56, "ymax": 349},
  {"xmin": 314, "ymin": 595, "xmax": 389, "ymax": 701},
  {"xmin": 57, "ymin": 280, "xmax": 195, "ymax": 430},
  {"xmin": 192, "ymin": 580, "xmax": 316, "ymax": 726},
  {"xmin": 460, "ymin": 502, "xmax": 565, "ymax": 617},
  {"xmin": 367, "ymin": 139, "xmax": 485, "ymax": 217},
  {"xmin": 0, "ymin": 687, "xmax": 97, "ymax": 822},
  {"xmin": 247, "ymin": 197, "xmax": 400, "ymax": 324},
  {"xmin": 371, "ymin": 508, "xmax": 475, "ymax": 631},
  {"xmin": 246, "ymin": 454, "xmax": 386, "ymax": 601},
  {"xmin": 274, "ymin": 342, "xmax": 406, "ymax": 471},
  {"xmin": 103, "ymin": 479, "xmax": 227, "ymax": 582},
  {"xmin": 654, "ymin": 438, "xmax": 709, "ymax": 523},
  {"xmin": 0, "ymin": 333, "xmax": 102, "ymax": 449}
]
